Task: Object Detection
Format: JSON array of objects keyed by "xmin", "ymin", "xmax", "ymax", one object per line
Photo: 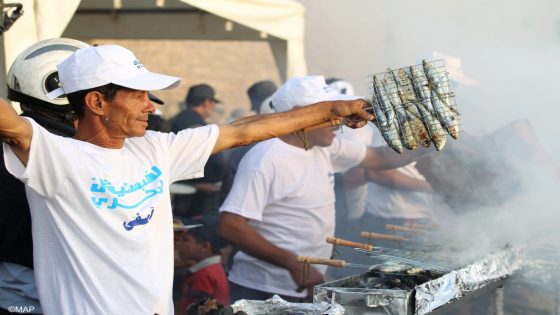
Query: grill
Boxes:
[{"xmin": 313, "ymin": 248, "xmax": 521, "ymax": 315}]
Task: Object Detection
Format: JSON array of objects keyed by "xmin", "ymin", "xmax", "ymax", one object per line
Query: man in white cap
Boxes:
[
  {"xmin": 218, "ymin": 75, "xmax": 430, "ymax": 302},
  {"xmin": 0, "ymin": 44, "xmax": 374, "ymax": 315}
]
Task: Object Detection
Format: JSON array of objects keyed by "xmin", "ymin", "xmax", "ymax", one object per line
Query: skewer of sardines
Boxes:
[{"xmin": 368, "ymin": 59, "xmax": 461, "ymax": 153}]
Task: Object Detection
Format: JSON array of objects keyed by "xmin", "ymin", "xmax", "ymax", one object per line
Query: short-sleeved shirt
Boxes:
[
  {"xmin": 219, "ymin": 137, "xmax": 366, "ymax": 297},
  {"xmin": 3, "ymin": 118, "xmax": 219, "ymax": 315},
  {"xmin": 178, "ymin": 255, "xmax": 229, "ymax": 310}
]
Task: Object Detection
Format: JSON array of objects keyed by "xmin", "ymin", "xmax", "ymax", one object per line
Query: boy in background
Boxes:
[{"xmin": 175, "ymin": 216, "xmax": 229, "ymax": 314}]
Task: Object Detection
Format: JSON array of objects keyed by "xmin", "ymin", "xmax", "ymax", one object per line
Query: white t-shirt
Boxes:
[
  {"xmin": 3, "ymin": 118, "xmax": 218, "ymax": 315},
  {"xmin": 365, "ymin": 128, "xmax": 433, "ymax": 219},
  {"xmin": 219, "ymin": 137, "xmax": 366, "ymax": 297}
]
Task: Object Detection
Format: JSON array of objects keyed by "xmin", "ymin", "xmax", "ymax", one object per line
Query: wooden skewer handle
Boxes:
[
  {"xmin": 404, "ymin": 223, "xmax": 439, "ymax": 230},
  {"xmin": 326, "ymin": 236, "xmax": 373, "ymax": 250},
  {"xmin": 297, "ymin": 256, "xmax": 347, "ymax": 267},
  {"xmin": 360, "ymin": 231, "xmax": 407, "ymax": 242},
  {"xmin": 385, "ymin": 224, "xmax": 423, "ymax": 233}
]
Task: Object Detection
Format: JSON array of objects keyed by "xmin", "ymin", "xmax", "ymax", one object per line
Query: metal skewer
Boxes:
[{"xmin": 353, "ymin": 248, "xmax": 453, "ymax": 272}]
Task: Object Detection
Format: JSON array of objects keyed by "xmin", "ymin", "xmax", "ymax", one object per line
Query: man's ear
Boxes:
[{"xmin": 84, "ymin": 91, "xmax": 107, "ymax": 116}]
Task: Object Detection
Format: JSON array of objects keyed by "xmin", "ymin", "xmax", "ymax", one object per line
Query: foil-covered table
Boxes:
[{"xmin": 314, "ymin": 248, "xmax": 522, "ymax": 315}]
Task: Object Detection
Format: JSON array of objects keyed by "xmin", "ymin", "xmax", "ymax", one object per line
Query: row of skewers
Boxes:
[
  {"xmin": 298, "ymin": 223, "xmax": 455, "ymax": 274},
  {"xmin": 369, "ymin": 60, "xmax": 461, "ymax": 153}
]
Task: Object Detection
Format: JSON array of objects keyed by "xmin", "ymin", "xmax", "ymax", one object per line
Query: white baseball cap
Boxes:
[
  {"xmin": 47, "ymin": 45, "xmax": 181, "ymax": 99},
  {"xmin": 270, "ymin": 75, "xmax": 361, "ymax": 112}
]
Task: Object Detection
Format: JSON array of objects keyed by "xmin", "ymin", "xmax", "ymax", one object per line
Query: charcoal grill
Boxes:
[{"xmin": 313, "ymin": 248, "xmax": 521, "ymax": 315}]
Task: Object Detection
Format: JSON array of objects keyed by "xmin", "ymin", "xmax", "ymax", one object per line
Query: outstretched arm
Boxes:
[
  {"xmin": 0, "ymin": 97, "xmax": 32, "ymax": 166},
  {"xmin": 212, "ymin": 99, "xmax": 373, "ymax": 154},
  {"xmin": 218, "ymin": 212, "xmax": 324, "ymax": 295}
]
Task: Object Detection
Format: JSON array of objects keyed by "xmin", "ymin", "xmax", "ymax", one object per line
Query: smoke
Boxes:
[
  {"xmin": 426, "ymin": 134, "xmax": 560, "ymax": 267},
  {"xmin": 297, "ymin": 0, "xmax": 560, "ymax": 311},
  {"xmin": 299, "ymin": 0, "xmax": 560, "ymax": 163}
]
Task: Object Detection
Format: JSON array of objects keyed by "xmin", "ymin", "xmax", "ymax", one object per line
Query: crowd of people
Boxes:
[{"xmin": 0, "ymin": 38, "xmax": 458, "ymax": 315}]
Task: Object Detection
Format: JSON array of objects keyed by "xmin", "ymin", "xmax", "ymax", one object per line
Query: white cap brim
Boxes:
[
  {"xmin": 46, "ymin": 71, "xmax": 181, "ymax": 100},
  {"xmin": 115, "ymin": 71, "xmax": 181, "ymax": 92}
]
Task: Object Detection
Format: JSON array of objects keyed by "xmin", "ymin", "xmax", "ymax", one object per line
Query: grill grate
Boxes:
[{"xmin": 367, "ymin": 59, "xmax": 462, "ymax": 153}]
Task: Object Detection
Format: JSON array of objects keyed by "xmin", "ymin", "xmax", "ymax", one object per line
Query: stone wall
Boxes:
[{"xmin": 90, "ymin": 39, "xmax": 282, "ymax": 123}]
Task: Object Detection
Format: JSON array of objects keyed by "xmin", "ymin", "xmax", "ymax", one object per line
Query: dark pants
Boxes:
[{"xmin": 229, "ymin": 282, "xmax": 307, "ymax": 304}]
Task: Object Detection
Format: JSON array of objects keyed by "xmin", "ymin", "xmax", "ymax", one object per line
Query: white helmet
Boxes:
[{"xmin": 7, "ymin": 38, "xmax": 90, "ymax": 109}]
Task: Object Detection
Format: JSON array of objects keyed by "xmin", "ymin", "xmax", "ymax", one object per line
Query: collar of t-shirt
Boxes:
[{"xmin": 188, "ymin": 255, "xmax": 221, "ymax": 273}]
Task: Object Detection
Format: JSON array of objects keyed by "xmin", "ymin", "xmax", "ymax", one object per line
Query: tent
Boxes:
[{"xmin": 1, "ymin": 0, "xmax": 307, "ymax": 97}]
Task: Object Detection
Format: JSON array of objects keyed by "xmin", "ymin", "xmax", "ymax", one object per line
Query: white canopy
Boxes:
[
  {"xmin": 1, "ymin": 0, "xmax": 307, "ymax": 92},
  {"xmin": 179, "ymin": 0, "xmax": 307, "ymax": 78}
]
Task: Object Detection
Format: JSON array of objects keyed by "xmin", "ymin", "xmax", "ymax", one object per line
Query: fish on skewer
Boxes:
[
  {"xmin": 385, "ymin": 69, "xmax": 418, "ymax": 150},
  {"xmin": 372, "ymin": 74, "xmax": 404, "ymax": 153},
  {"xmin": 431, "ymin": 90, "xmax": 460, "ymax": 139},
  {"xmin": 369, "ymin": 96, "xmax": 388, "ymax": 129},
  {"xmin": 409, "ymin": 66, "xmax": 447, "ymax": 150},
  {"xmin": 422, "ymin": 60, "xmax": 460, "ymax": 139},
  {"xmin": 373, "ymin": 74, "xmax": 396, "ymax": 125},
  {"xmin": 395, "ymin": 69, "xmax": 431, "ymax": 148}
]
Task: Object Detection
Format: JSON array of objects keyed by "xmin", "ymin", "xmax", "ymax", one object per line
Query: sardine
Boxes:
[
  {"xmin": 423, "ymin": 60, "xmax": 462, "ymax": 133},
  {"xmin": 373, "ymin": 74, "xmax": 395, "ymax": 125},
  {"xmin": 378, "ymin": 122, "xmax": 404, "ymax": 154},
  {"xmin": 396, "ymin": 68, "xmax": 418, "ymax": 103},
  {"xmin": 415, "ymin": 101, "xmax": 447, "ymax": 151},
  {"xmin": 385, "ymin": 69, "xmax": 417, "ymax": 150},
  {"xmin": 431, "ymin": 90, "xmax": 460, "ymax": 139},
  {"xmin": 406, "ymin": 107, "xmax": 431, "ymax": 148},
  {"xmin": 423, "ymin": 60, "xmax": 454, "ymax": 108},
  {"xmin": 410, "ymin": 65, "xmax": 431, "ymax": 102},
  {"xmin": 370, "ymin": 85, "xmax": 388, "ymax": 128},
  {"xmin": 411, "ymin": 65, "xmax": 444, "ymax": 147},
  {"xmin": 394, "ymin": 69, "xmax": 431, "ymax": 147}
]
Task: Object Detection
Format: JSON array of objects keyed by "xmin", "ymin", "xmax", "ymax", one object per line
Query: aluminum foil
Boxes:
[
  {"xmin": 313, "ymin": 273, "xmax": 415, "ymax": 315},
  {"xmin": 415, "ymin": 247, "xmax": 523, "ymax": 315},
  {"xmin": 231, "ymin": 294, "xmax": 345, "ymax": 315}
]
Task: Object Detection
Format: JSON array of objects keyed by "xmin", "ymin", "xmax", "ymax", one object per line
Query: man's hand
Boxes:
[{"xmin": 330, "ymin": 99, "xmax": 374, "ymax": 129}]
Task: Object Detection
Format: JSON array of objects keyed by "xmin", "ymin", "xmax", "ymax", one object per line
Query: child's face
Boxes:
[{"xmin": 177, "ymin": 232, "xmax": 206, "ymax": 261}]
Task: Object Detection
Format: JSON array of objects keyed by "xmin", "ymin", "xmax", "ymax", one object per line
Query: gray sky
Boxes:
[{"xmin": 297, "ymin": 0, "xmax": 560, "ymax": 163}]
